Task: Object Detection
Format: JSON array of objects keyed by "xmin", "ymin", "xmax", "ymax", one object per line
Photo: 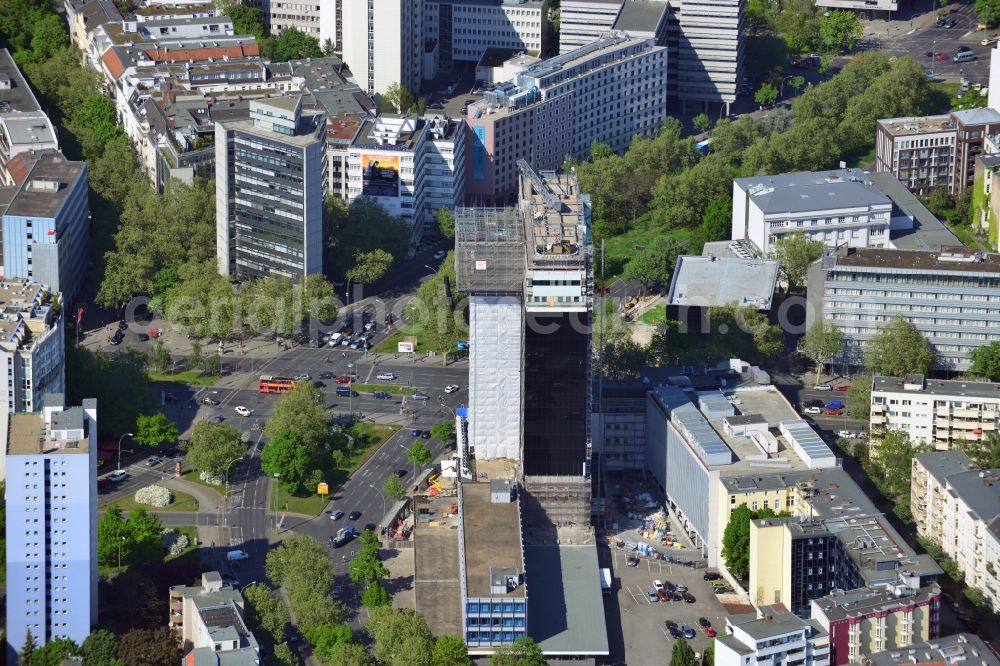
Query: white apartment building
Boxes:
[
  {"xmin": 715, "ymin": 605, "xmax": 831, "ymax": 666},
  {"xmin": 805, "ymin": 246, "xmax": 1000, "ymax": 371},
  {"xmin": 732, "ymin": 169, "xmax": 893, "ymax": 257},
  {"xmin": 814, "ymin": 0, "xmax": 896, "ymax": 13},
  {"xmin": 0, "ymin": 50, "xmax": 59, "ymax": 185},
  {"xmin": 558, "ymin": 0, "xmax": 624, "ymax": 53},
  {"xmin": 255, "ymin": 0, "xmax": 322, "ymax": 38},
  {"xmin": 346, "ymin": 114, "xmax": 465, "ymax": 244},
  {"xmin": 870, "ymin": 375, "xmax": 1000, "ymax": 450},
  {"xmin": 4, "ymin": 397, "xmax": 98, "ymax": 662},
  {"xmin": 169, "ymin": 571, "xmax": 260, "ymax": 659},
  {"xmin": 425, "ymin": 0, "xmax": 546, "ymax": 66},
  {"xmin": 340, "ymin": 0, "xmax": 424, "ymax": 96},
  {"xmin": 0, "ymin": 281, "xmax": 65, "ymax": 481},
  {"xmin": 667, "ymin": 0, "xmax": 743, "ymax": 113},
  {"xmin": 911, "ymin": 451, "xmax": 1000, "ymax": 613}
]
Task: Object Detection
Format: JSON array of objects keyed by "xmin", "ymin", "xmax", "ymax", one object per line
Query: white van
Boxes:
[
  {"xmin": 376, "ymin": 372, "xmax": 396, "ymax": 381},
  {"xmin": 328, "ymin": 333, "xmax": 343, "ymax": 346},
  {"xmin": 954, "ymin": 51, "xmax": 976, "ymax": 62},
  {"xmin": 226, "ymin": 549, "xmax": 249, "ymax": 562}
]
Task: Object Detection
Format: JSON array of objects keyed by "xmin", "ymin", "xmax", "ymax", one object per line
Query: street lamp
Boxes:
[
  {"xmin": 779, "ymin": 75, "xmax": 796, "ymax": 100},
  {"xmin": 424, "ymin": 265, "xmax": 439, "ymax": 274},
  {"xmin": 399, "ymin": 442, "xmax": 415, "ymax": 478},
  {"xmin": 272, "ymin": 473, "xmax": 280, "ymax": 532},
  {"xmin": 118, "ymin": 535, "xmax": 126, "ymax": 569},
  {"xmin": 117, "ymin": 432, "xmax": 134, "ymax": 471},
  {"xmin": 369, "ymin": 483, "xmax": 387, "ymax": 520}
]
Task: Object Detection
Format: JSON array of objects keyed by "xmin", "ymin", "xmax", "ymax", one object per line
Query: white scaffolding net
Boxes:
[{"xmin": 469, "ymin": 295, "xmax": 523, "ymax": 461}]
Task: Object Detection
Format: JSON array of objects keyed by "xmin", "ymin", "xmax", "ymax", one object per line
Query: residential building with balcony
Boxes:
[
  {"xmin": 4, "ymin": 396, "xmax": 98, "ymax": 662},
  {"xmin": 715, "ymin": 605, "xmax": 831, "ymax": 666},
  {"xmin": 168, "ymin": 570, "xmax": 259, "ymax": 661},
  {"xmin": 870, "ymin": 375, "xmax": 1000, "ymax": 449},
  {"xmin": 875, "ymin": 109, "xmax": 1000, "ymax": 196},
  {"xmin": 851, "ymin": 633, "xmax": 1000, "ymax": 666},
  {"xmin": 0, "ymin": 50, "xmax": 59, "ymax": 186},
  {"xmin": 805, "ymin": 246, "xmax": 1000, "ymax": 372},
  {"xmin": 215, "ymin": 95, "xmax": 327, "ymax": 280},
  {"xmin": 910, "ymin": 451, "xmax": 1000, "ymax": 613},
  {"xmin": 810, "ymin": 584, "xmax": 941, "ymax": 665},
  {"xmin": 1, "ymin": 151, "xmax": 89, "ymax": 304},
  {"xmin": 0, "ymin": 281, "xmax": 65, "ymax": 481}
]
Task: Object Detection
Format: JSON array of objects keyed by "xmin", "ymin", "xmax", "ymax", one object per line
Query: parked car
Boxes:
[
  {"xmin": 823, "ymin": 408, "xmax": 843, "ymax": 416},
  {"xmin": 698, "ymin": 618, "xmax": 712, "ymax": 628},
  {"xmin": 319, "ymin": 371, "xmax": 335, "ymax": 380},
  {"xmin": 657, "ymin": 588, "xmax": 669, "ymax": 601},
  {"xmin": 421, "ymin": 430, "xmax": 431, "ymax": 439},
  {"xmin": 364, "ymin": 523, "xmax": 377, "ymax": 532},
  {"xmin": 838, "ymin": 430, "xmax": 858, "ymax": 439},
  {"xmin": 108, "ymin": 470, "xmax": 128, "ymax": 483},
  {"xmin": 395, "ymin": 468, "xmax": 407, "ymax": 477},
  {"xmin": 137, "ymin": 333, "xmax": 149, "ymax": 342},
  {"xmin": 433, "ymin": 250, "xmax": 447, "ymax": 260},
  {"xmin": 935, "ymin": 52, "xmax": 950, "ymax": 61},
  {"xmin": 834, "ymin": 385, "xmax": 850, "ymax": 391},
  {"xmin": 295, "ymin": 373, "xmax": 311, "ymax": 380},
  {"xmin": 703, "ymin": 572, "xmax": 721, "ymax": 581},
  {"xmin": 982, "ymin": 35, "xmax": 997, "ymax": 46},
  {"xmin": 647, "ymin": 590, "xmax": 659, "ymax": 603},
  {"xmin": 814, "ymin": 383, "xmax": 832, "ymax": 391},
  {"xmin": 958, "ymin": 45, "xmax": 972, "ymax": 52},
  {"xmin": 682, "ymin": 625, "xmax": 696, "ymax": 639},
  {"xmin": 653, "ymin": 580, "xmax": 664, "ymax": 590},
  {"xmin": 626, "ymin": 556, "xmax": 639, "ymax": 567},
  {"xmin": 203, "ymin": 397, "xmax": 220, "ymax": 406},
  {"xmin": 667, "ymin": 624, "xmax": 682, "ymax": 639},
  {"xmin": 683, "ymin": 592, "xmax": 696, "ymax": 603},
  {"xmin": 110, "ymin": 334, "xmax": 123, "ymax": 346},
  {"xmin": 336, "ymin": 375, "xmax": 353, "ymax": 384},
  {"xmin": 705, "ymin": 627, "xmax": 717, "ymax": 638},
  {"xmin": 804, "ymin": 407, "xmax": 822, "ymax": 414},
  {"xmin": 805, "ymin": 399, "xmax": 824, "ymax": 408}
]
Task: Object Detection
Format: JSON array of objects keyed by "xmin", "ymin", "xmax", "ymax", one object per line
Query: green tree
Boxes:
[
  {"xmin": 70, "ymin": 95, "xmax": 123, "ymax": 158},
  {"xmin": 264, "ymin": 381, "xmax": 331, "ymax": 449},
  {"xmin": 430, "ymin": 421, "xmax": 456, "ymax": 443},
  {"xmin": 384, "ymin": 473, "xmax": 407, "ymax": 499},
  {"xmin": 958, "ymin": 431, "xmax": 1000, "ymax": 469},
  {"xmin": 841, "ymin": 378, "xmax": 871, "ymax": 421},
  {"xmin": 327, "ymin": 196, "xmax": 412, "ymax": 278},
  {"xmin": 819, "ymin": 10, "xmax": 862, "ymax": 52},
  {"xmin": 66, "ymin": 346, "xmax": 152, "ymax": 440},
  {"xmin": 271, "ymin": 27, "xmax": 323, "ymax": 60},
  {"xmin": 24, "ymin": 13, "xmax": 66, "ymax": 64},
  {"xmin": 721, "ymin": 504, "xmax": 754, "ymax": 580},
  {"xmin": 788, "ymin": 75, "xmax": 806, "ymax": 95},
  {"xmin": 693, "ymin": 113, "xmax": 712, "ymax": 133},
  {"xmin": 306, "ymin": 623, "xmax": 354, "ymax": 661},
  {"xmin": 367, "ymin": 607, "xmax": 434, "ymax": 666},
  {"xmin": 436, "ymin": 207, "xmax": 456, "ymax": 239},
  {"xmin": 670, "ymin": 638, "xmax": 698, "ymax": 666},
  {"xmin": 600, "ymin": 331, "xmax": 648, "ymax": 380},
  {"xmin": 976, "ymin": 0, "xmax": 1000, "ymax": 27},
  {"xmin": 380, "ymin": 82, "xmax": 419, "ymax": 114},
  {"xmin": 754, "ymin": 83, "xmax": 779, "ymax": 107},
  {"xmin": 149, "ymin": 339, "xmax": 171, "ymax": 371},
  {"xmin": 362, "ymin": 582, "xmax": 393, "ymax": 608},
  {"xmin": 261, "ymin": 428, "xmax": 318, "ymax": 494},
  {"xmin": 964, "ymin": 586, "xmax": 989, "ymax": 608},
  {"xmin": 115, "ymin": 628, "xmax": 179, "ymax": 666},
  {"xmin": 349, "ymin": 547, "xmax": 390, "ymax": 587},
  {"xmin": 243, "ymin": 273, "xmax": 337, "ymax": 335},
  {"xmin": 19, "ymin": 627, "xmax": 38, "ymax": 664},
  {"xmin": 183, "ymin": 421, "xmax": 245, "ymax": 475},
  {"xmin": 272, "ymin": 642, "xmax": 298, "ymax": 666},
  {"xmin": 753, "ymin": 324, "xmax": 786, "ymax": 359},
  {"xmin": 407, "ymin": 440, "xmax": 433, "ymax": 468},
  {"xmin": 798, "ymin": 320, "xmax": 844, "ymax": 384},
  {"xmin": 864, "ymin": 316, "xmax": 935, "ymax": 376},
  {"xmin": 81, "ymin": 629, "xmax": 123, "ymax": 666},
  {"xmin": 134, "ymin": 412, "xmax": 179, "ymax": 448},
  {"xmin": 970, "ymin": 341, "xmax": 1000, "ymax": 381},
  {"xmin": 243, "ymin": 583, "xmax": 289, "ymax": 643},
  {"xmin": 623, "ymin": 236, "xmax": 686, "ymax": 294},
  {"xmin": 490, "ymin": 637, "xmax": 547, "ymax": 666},
  {"xmin": 219, "ymin": 0, "xmax": 265, "ymax": 39},
  {"xmin": 771, "ymin": 232, "xmax": 824, "ymax": 291},
  {"xmin": 288, "ymin": 586, "xmax": 342, "ymax": 633},
  {"xmin": 324, "ymin": 642, "xmax": 376, "ymax": 666},
  {"xmin": 702, "ymin": 639, "xmax": 715, "ymax": 666},
  {"xmin": 433, "ymin": 636, "xmax": 472, "ymax": 666},
  {"xmin": 29, "ymin": 637, "xmax": 81, "ymax": 666},
  {"xmin": 266, "ymin": 535, "xmax": 334, "ymax": 592},
  {"xmin": 98, "ymin": 504, "xmax": 130, "ymax": 567},
  {"xmin": 870, "ymin": 430, "xmax": 925, "ymax": 500},
  {"xmin": 347, "ymin": 249, "xmax": 395, "ymax": 285}
]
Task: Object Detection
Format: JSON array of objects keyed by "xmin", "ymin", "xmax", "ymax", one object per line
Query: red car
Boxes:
[
  {"xmin": 335, "ymin": 376, "xmax": 353, "ymax": 384},
  {"xmin": 824, "ymin": 408, "xmax": 843, "ymax": 416},
  {"xmin": 657, "ymin": 588, "xmax": 669, "ymax": 602},
  {"xmin": 705, "ymin": 627, "xmax": 717, "ymax": 638},
  {"xmin": 835, "ymin": 385, "xmax": 850, "ymax": 391},
  {"xmin": 935, "ymin": 53, "xmax": 950, "ymax": 61}
]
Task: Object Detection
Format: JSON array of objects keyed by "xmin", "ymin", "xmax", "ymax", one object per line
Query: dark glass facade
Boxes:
[{"xmin": 522, "ymin": 312, "xmax": 590, "ymax": 476}]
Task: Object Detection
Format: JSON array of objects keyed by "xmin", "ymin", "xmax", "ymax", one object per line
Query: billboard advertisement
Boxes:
[{"xmin": 362, "ymin": 154, "xmax": 400, "ymax": 197}]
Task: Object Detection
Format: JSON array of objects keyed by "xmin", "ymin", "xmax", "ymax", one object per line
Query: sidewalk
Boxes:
[{"xmin": 161, "ymin": 476, "xmax": 228, "ymax": 556}]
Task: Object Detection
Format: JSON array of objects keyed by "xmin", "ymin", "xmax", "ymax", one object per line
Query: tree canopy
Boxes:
[
  {"xmin": 491, "ymin": 637, "xmax": 547, "ymax": 666},
  {"xmin": 265, "ymin": 381, "xmax": 331, "ymax": 449},
  {"xmin": 261, "ymin": 427, "xmax": 319, "ymax": 494},
  {"xmin": 798, "ymin": 320, "xmax": 844, "ymax": 383},
  {"xmin": 366, "ymin": 607, "xmax": 434, "ymax": 666},
  {"xmin": 970, "ymin": 341, "xmax": 1000, "ymax": 381},
  {"xmin": 772, "ymin": 232, "xmax": 824, "ymax": 291},
  {"xmin": 183, "ymin": 422, "xmax": 245, "ymax": 475},
  {"xmin": 670, "ymin": 638, "xmax": 698, "ymax": 666},
  {"xmin": 864, "ymin": 316, "xmax": 935, "ymax": 376},
  {"xmin": 134, "ymin": 412, "xmax": 179, "ymax": 448}
]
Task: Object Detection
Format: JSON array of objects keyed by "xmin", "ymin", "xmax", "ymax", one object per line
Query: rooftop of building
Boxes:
[
  {"xmin": 478, "ymin": 46, "xmax": 530, "ymax": 68},
  {"xmin": 520, "ymin": 32, "xmax": 656, "ymax": 84},
  {"xmin": 460, "ymin": 481, "xmax": 526, "ymax": 598},
  {"xmin": 877, "ymin": 114, "xmax": 954, "ymax": 137},
  {"xmin": 222, "ymin": 108, "xmax": 325, "ymax": 146},
  {"xmin": 351, "ymin": 114, "xmax": 427, "ymax": 152},
  {"xmin": 727, "ymin": 605, "xmax": 816, "ymax": 640},
  {"xmin": 454, "ymin": 205, "xmax": 526, "ymax": 292},
  {"xmin": 868, "ymin": 172, "xmax": 963, "ymax": 251},
  {"xmin": 0, "ymin": 49, "xmax": 44, "ymax": 115},
  {"xmin": 5, "ymin": 151, "xmax": 85, "ymax": 218},
  {"xmin": 612, "ymin": 0, "xmax": 667, "ymax": 32},
  {"xmin": 811, "ymin": 584, "xmax": 941, "ymax": 622},
  {"xmin": 952, "ymin": 107, "xmax": 1000, "ymax": 125},
  {"xmin": 940, "ymin": 468, "xmax": 1000, "ymax": 524},
  {"xmin": 667, "ymin": 255, "xmax": 779, "ymax": 310},
  {"xmin": 828, "ymin": 246, "xmax": 1000, "ymax": 274},
  {"xmin": 8, "ymin": 403, "xmax": 92, "ymax": 456},
  {"xmin": 0, "ymin": 279, "xmax": 59, "ymax": 349},
  {"xmin": 414, "ymin": 494, "xmax": 463, "ymax": 638},
  {"xmin": 701, "ymin": 239, "xmax": 762, "ymax": 260},
  {"xmin": 134, "ymin": 1, "xmax": 218, "ymax": 16},
  {"xmin": 738, "ymin": 467, "xmax": 942, "ymax": 582},
  {"xmin": 138, "ymin": 14, "xmax": 229, "ymax": 27},
  {"xmin": 75, "ymin": 0, "xmax": 122, "ymax": 34},
  {"xmin": 735, "ymin": 168, "xmax": 892, "ymax": 216},
  {"xmin": 716, "ymin": 634, "xmax": 755, "ymax": 655},
  {"xmin": 914, "ymin": 450, "xmax": 980, "ymax": 485},
  {"xmin": 873, "ymin": 375, "xmax": 1000, "ymax": 400},
  {"xmin": 520, "ymin": 162, "xmax": 590, "ymax": 267},
  {"xmin": 854, "ymin": 633, "xmax": 1000, "ymax": 666},
  {"xmin": 188, "ymin": 646, "xmax": 261, "ymax": 666},
  {"xmin": 523, "ymin": 544, "xmax": 610, "ymax": 656},
  {"xmin": 326, "ymin": 114, "xmax": 362, "ymax": 142}
]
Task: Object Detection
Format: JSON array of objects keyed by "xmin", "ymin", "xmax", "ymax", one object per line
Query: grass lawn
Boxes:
[
  {"xmin": 598, "ymin": 217, "xmax": 694, "ymax": 283},
  {"xmin": 114, "ymin": 488, "xmax": 199, "ymax": 513},
  {"xmin": 639, "ymin": 305, "xmax": 667, "ymax": 325},
  {"xmin": 352, "ymin": 382, "xmax": 422, "ymax": 395},
  {"xmin": 165, "ymin": 526, "xmax": 198, "ymax": 561},
  {"xmin": 272, "ymin": 424, "xmax": 399, "ymax": 516},
  {"xmin": 147, "ymin": 369, "xmax": 218, "ymax": 386},
  {"xmin": 947, "ymin": 221, "xmax": 991, "ymax": 251},
  {"xmin": 180, "ymin": 469, "xmax": 225, "ymax": 501},
  {"xmin": 846, "ymin": 146, "xmax": 876, "ymax": 169}
]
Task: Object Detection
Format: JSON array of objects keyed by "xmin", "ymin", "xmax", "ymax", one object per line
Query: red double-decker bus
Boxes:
[{"xmin": 258, "ymin": 375, "xmax": 296, "ymax": 394}]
